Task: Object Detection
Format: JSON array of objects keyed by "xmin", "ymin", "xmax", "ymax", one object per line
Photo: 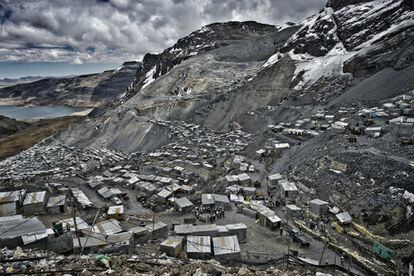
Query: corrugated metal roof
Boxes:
[
  {"xmin": 175, "ymin": 197, "xmax": 193, "ymax": 208},
  {"xmin": 22, "ymin": 233, "xmax": 48, "ymax": 245},
  {"xmin": 0, "ymin": 202, "xmax": 17, "ymax": 216},
  {"xmin": 145, "ymin": 221, "xmax": 167, "ymax": 232},
  {"xmin": 157, "ymin": 189, "xmax": 172, "ymax": 199},
  {"xmin": 0, "ymin": 216, "xmax": 46, "ymax": 239},
  {"xmin": 237, "ymin": 173, "xmax": 251, "ymax": 181},
  {"xmin": 201, "ymin": 194, "xmax": 215, "ymax": 205},
  {"xmin": 108, "ymin": 205, "xmax": 124, "ymax": 215},
  {"xmin": 174, "ymin": 224, "xmax": 194, "ymax": 235},
  {"xmin": 47, "ymin": 195, "xmax": 66, "ymax": 208},
  {"xmin": 59, "ymin": 217, "xmax": 90, "ymax": 231},
  {"xmin": 187, "ymin": 236, "xmax": 211, "ymax": 254},
  {"xmin": 73, "ymin": 236, "xmax": 107, "ymax": 249},
  {"xmin": 213, "ymin": 194, "xmax": 230, "ymax": 203},
  {"xmin": 92, "ymin": 219, "xmax": 123, "ymax": 235},
  {"xmin": 106, "ymin": 232, "xmax": 132, "ymax": 245},
  {"xmin": 267, "ymin": 215, "xmax": 281, "ymax": 223},
  {"xmin": 212, "ymin": 235, "xmax": 240, "ymax": 256},
  {"xmin": 336, "ymin": 211, "xmax": 352, "ymax": 224},
  {"xmin": 280, "ymin": 182, "xmax": 298, "ymax": 192},
  {"xmin": 225, "ymin": 223, "xmax": 247, "ymax": 231},
  {"xmin": 160, "ymin": 236, "xmax": 182, "ymax": 248},
  {"xmin": 174, "ymin": 224, "xmax": 217, "ymax": 235},
  {"xmin": 23, "ymin": 191, "xmax": 46, "ymax": 205},
  {"xmin": 0, "ymin": 190, "xmax": 25, "ymax": 203},
  {"xmin": 71, "ymin": 188, "xmax": 93, "ymax": 208},
  {"xmin": 268, "ymin": 174, "xmax": 282, "ymax": 181}
]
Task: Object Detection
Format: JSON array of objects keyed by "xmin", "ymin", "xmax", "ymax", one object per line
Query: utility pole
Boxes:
[
  {"xmin": 319, "ymin": 242, "xmax": 328, "ymax": 264},
  {"xmin": 151, "ymin": 213, "xmax": 156, "ymax": 239},
  {"xmin": 81, "ymin": 209, "xmax": 100, "ymax": 255},
  {"xmin": 71, "ymin": 195, "xmax": 82, "ymax": 255}
]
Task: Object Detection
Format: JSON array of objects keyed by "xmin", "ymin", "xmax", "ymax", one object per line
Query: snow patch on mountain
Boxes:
[
  {"xmin": 142, "ymin": 66, "xmax": 157, "ymax": 89},
  {"xmin": 289, "ymin": 41, "xmax": 355, "ymax": 90},
  {"xmin": 357, "ymin": 8, "xmax": 414, "ymax": 49},
  {"xmin": 262, "ymin": 53, "xmax": 281, "ymax": 68}
]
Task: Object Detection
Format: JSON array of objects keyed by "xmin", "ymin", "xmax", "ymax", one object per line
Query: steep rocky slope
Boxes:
[
  {"xmin": 0, "ymin": 61, "xmax": 141, "ymax": 107},
  {"xmin": 130, "ymin": 21, "xmax": 282, "ymax": 95},
  {"xmin": 55, "ymin": 0, "xmax": 414, "ymax": 150}
]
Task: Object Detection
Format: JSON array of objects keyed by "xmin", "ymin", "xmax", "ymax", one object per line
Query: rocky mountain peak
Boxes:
[{"xmin": 134, "ymin": 21, "xmax": 279, "ymax": 92}]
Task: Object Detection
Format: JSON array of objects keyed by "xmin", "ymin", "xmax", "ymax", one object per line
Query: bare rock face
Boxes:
[
  {"xmin": 133, "ymin": 21, "xmax": 279, "ymax": 92},
  {"xmin": 280, "ymin": 10, "xmax": 338, "ymax": 57},
  {"xmin": 402, "ymin": 0, "xmax": 414, "ymax": 9},
  {"xmin": 326, "ymin": 0, "xmax": 374, "ymax": 10}
]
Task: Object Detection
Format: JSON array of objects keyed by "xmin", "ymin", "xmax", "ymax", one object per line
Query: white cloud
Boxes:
[
  {"xmin": 0, "ymin": 0, "xmax": 326, "ymax": 63},
  {"xmin": 71, "ymin": 57, "xmax": 83, "ymax": 65}
]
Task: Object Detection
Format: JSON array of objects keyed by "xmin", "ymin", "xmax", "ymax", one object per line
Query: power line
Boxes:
[{"xmin": 0, "ymin": 196, "xmax": 67, "ymax": 237}]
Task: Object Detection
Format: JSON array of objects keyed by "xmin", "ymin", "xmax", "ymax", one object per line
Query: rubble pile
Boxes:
[{"xmin": 0, "ymin": 246, "xmax": 328, "ymax": 275}]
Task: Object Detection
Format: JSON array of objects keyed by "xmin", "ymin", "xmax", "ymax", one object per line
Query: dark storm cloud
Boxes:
[{"xmin": 0, "ymin": 0, "xmax": 326, "ymax": 63}]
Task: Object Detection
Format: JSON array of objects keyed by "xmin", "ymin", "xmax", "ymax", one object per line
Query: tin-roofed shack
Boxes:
[
  {"xmin": 212, "ymin": 235, "xmax": 241, "ymax": 261},
  {"xmin": 225, "ymin": 223, "xmax": 247, "ymax": 243},
  {"xmin": 23, "ymin": 191, "xmax": 46, "ymax": 215},
  {"xmin": 107, "ymin": 205, "xmax": 124, "ymax": 220},
  {"xmin": 309, "ymin": 199, "xmax": 329, "ymax": 216},
  {"xmin": 186, "ymin": 236, "xmax": 211, "ymax": 259},
  {"xmin": 47, "ymin": 195, "xmax": 66, "ymax": 214},
  {"xmin": 0, "ymin": 190, "xmax": 25, "ymax": 217},
  {"xmin": 0, "ymin": 215, "xmax": 47, "ymax": 248},
  {"xmin": 175, "ymin": 197, "xmax": 194, "ymax": 212},
  {"xmin": 160, "ymin": 236, "xmax": 183, "ymax": 257}
]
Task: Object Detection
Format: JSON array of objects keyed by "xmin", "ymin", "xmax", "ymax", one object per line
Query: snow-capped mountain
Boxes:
[
  {"xmin": 271, "ymin": 0, "xmax": 414, "ymax": 89},
  {"xmin": 54, "ymin": 0, "xmax": 414, "ymax": 149}
]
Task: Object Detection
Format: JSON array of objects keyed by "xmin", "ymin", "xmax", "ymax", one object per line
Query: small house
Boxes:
[
  {"xmin": 286, "ymin": 204, "xmax": 302, "ymax": 218},
  {"xmin": 186, "ymin": 236, "xmax": 211, "ymax": 259},
  {"xmin": 278, "ymin": 181, "xmax": 298, "ymax": 203},
  {"xmin": 201, "ymin": 194, "xmax": 215, "ymax": 207},
  {"xmin": 157, "ymin": 189, "xmax": 172, "ymax": 203},
  {"xmin": 336, "ymin": 211, "xmax": 352, "ymax": 225},
  {"xmin": 225, "ymin": 223, "xmax": 247, "ymax": 243},
  {"xmin": 237, "ymin": 173, "xmax": 251, "ymax": 186},
  {"xmin": 217, "ymin": 225, "xmax": 230, "ymax": 236},
  {"xmin": 160, "ymin": 236, "xmax": 183, "ymax": 257},
  {"xmin": 107, "ymin": 205, "xmax": 124, "ymax": 220},
  {"xmin": 145, "ymin": 221, "xmax": 168, "ymax": 239},
  {"xmin": 212, "ymin": 235, "xmax": 241, "ymax": 261},
  {"xmin": 47, "ymin": 195, "xmax": 66, "ymax": 214},
  {"xmin": 309, "ymin": 199, "xmax": 329, "ymax": 216},
  {"xmin": 213, "ymin": 194, "xmax": 231, "ymax": 210},
  {"xmin": 0, "ymin": 215, "xmax": 47, "ymax": 248},
  {"xmin": 266, "ymin": 215, "xmax": 282, "ymax": 230},
  {"xmin": 23, "ymin": 191, "xmax": 46, "ymax": 215},
  {"xmin": 267, "ymin": 174, "xmax": 282, "ymax": 189},
  {"xmin": 0, "ymin": 190, "xmax": 25, "ymax": 217},
  {"xmin": 175, "ymin": 197, "xmax": 194, "ymax": 212},
  {"xmin": 91, "ymin": 219, "xmax": 123, "ymax": 236}
]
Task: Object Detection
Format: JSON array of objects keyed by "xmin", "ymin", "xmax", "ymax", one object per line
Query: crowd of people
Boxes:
[{"xmin": 193, "ymin": 206, "xmax": 225, "ymax": 223}]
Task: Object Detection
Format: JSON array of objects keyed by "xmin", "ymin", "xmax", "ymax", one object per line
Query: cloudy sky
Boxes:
[{"xmin": 0, "ymin": 0, "xmax": 326, "ymax": 78}]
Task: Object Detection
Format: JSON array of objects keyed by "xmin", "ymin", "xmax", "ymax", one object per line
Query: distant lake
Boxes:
[{"xmin": 0, "ymin": 105, "xmax": 86, "ymax": 121}]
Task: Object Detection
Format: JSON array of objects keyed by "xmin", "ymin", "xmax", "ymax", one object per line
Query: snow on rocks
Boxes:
[{"xmin": 142, "ymin": 66, "xmax": 157, "ymax": 89}]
